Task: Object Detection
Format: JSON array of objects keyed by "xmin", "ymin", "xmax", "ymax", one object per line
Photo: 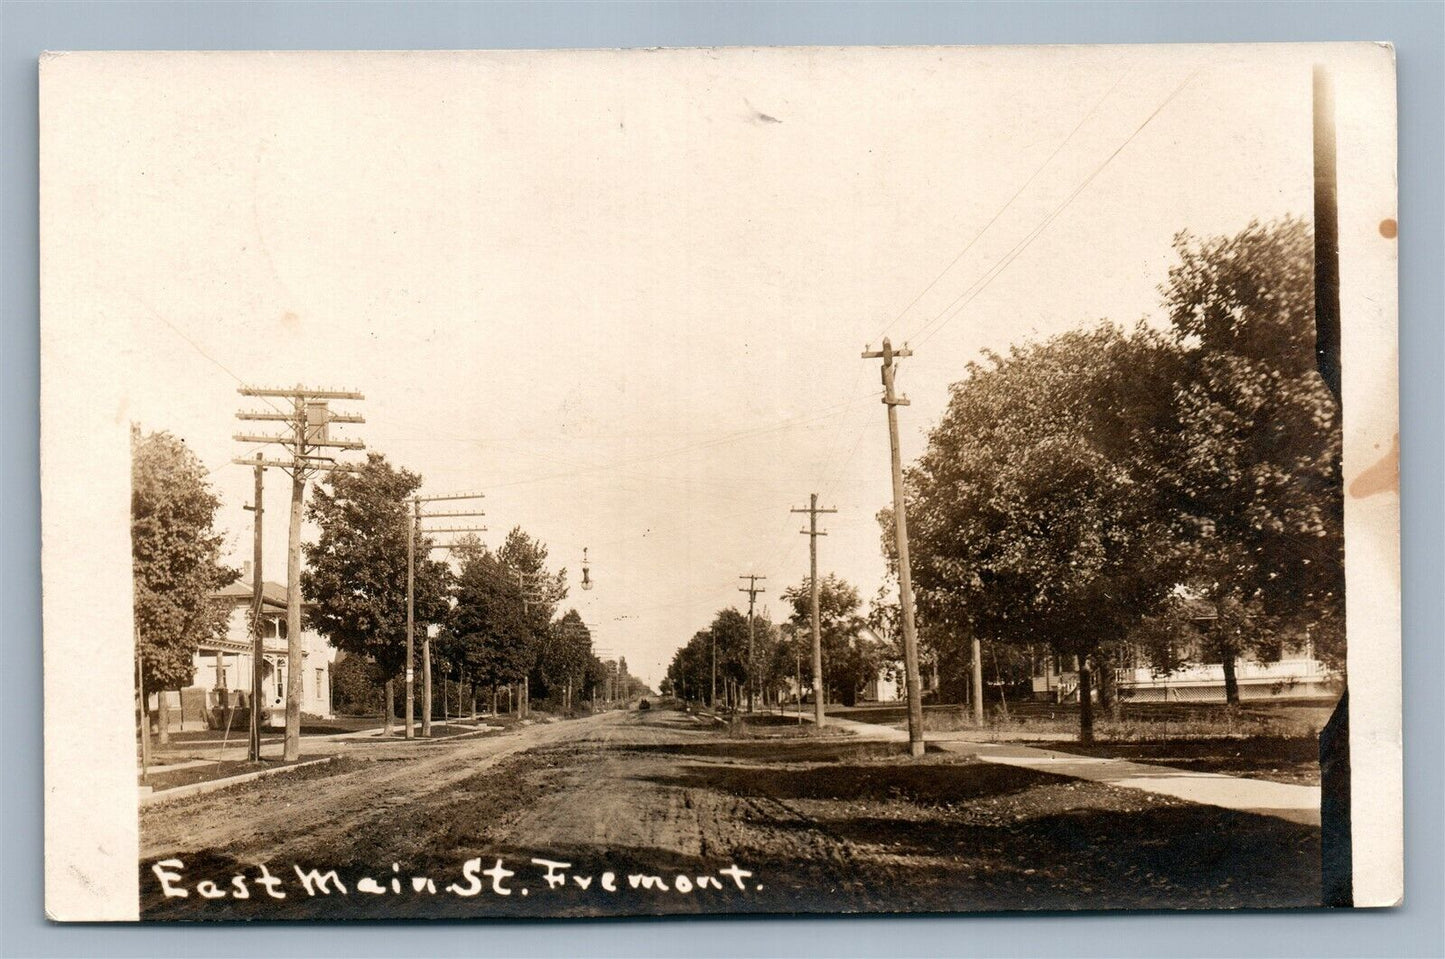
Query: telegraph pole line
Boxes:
[
  {"xmin": 406, "ymin": 500, "xmax": 417, "ymax": 739},
  {"xmin": 242, "ymin": 453, "xmax": 266, "ymax": 761},
  {"xmin": 792, "ymin": 493, "xmax": 837, "ymax": 728},
  {"xmin": 515, "ymin": 567, "xmax": 545, "ymax": 718},
  {"xmin": 862, "ymin": 339, "xmax": 926, "ymax": 757},
  {"xmin": 406, "ymin": 492, "xmax": 486, "ymax": 738},
  {"xmin": 738, "ymin": 574, "xmax": 766, "ymax": 713},
  {"xmin": 235, "ymin": 386, "xmax": 365, "ymax": 761}
]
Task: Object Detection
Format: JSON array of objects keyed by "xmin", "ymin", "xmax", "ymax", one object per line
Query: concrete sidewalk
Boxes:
[{"xmin": 826, "ymin": 714, "xmax": 1321, "ymax": 827}]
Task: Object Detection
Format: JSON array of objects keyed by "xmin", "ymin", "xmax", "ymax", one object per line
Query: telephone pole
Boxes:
[
  {"xmin": 515, "ymin": 568, "xmax": 546, "ymax": 717},
  {"xmin": 793, "ymin": 625, "xmax": 803, "ymax": 725},
  {"xmin": 242, "ymin": 454, "xmax": 265, "ymax": 761},
  {"xmin": 971, "ymin": 636, "xmax": 985, "ymax": 726},
  {"xmin": 738, "ymin": 574, "xmax": 765, "ymax": 713},
  {"xmin": 792, "ymin": 494, "xmax": 837, "ymax": 728},
  {"xmin": 406, "ymin": 492, "xmax": 486, "ymax": 738},
  {"xmin": 235, "ymin": 386, "xmax": 365, "ymax": 761},
  {"xmin": 862, "ymin": 339, "xmax": 926, "ymax": 757}
]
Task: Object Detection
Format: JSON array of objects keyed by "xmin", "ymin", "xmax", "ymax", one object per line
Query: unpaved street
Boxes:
[{"xmin": 141, "ymin": 707, "xmax": 1321, "ymax": 919}]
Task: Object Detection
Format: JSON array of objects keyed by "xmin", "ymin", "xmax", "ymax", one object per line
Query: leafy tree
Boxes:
[
  {"xmin": 535, "ymin": 609, "xmax": 593, "ymax": 708},
  {"xmin": 1164, "ymin": 217, "xmax": 1345, "ymax": 690},
  {"xmin": 301, "ymin": 453, "xmax": 452, "ymax": 682},
  {"xmin": 665, "ymin": 629, "xmax": 716, "ymax": 705},
  {"xmin": 497, "ymin": 527, "xmax": 568, "ymax": 622},
  {"xmin": 750, "ymin": 611, "xmax": 792, "ymax": 705},
  {"xmin": 708, "ymin": 608, "xmax": 752, "ymax": 706},
  {"xmin": 330, "ymin": 652, "xmax": 387, "ymax": 715},
  {"xmin": 902, "ymin": 324, "xmax": 1185, "ymax": 742},
  {"xmin": 447, "ymin": 527, "xmax": 567, "ymax": 712},
  {"xmin": 781, "ymin": 575, "xmax": 881, "ymax": 707},
  {"xmin": 448, "ymin": 546, "xmax": 534, "ymax": 692},
  {"xmin": 131, "ymin": 429, "xmax": 238, "ymax": 728},
  {"xmin": 581, "ymin": 653, "xmax": 610, "ymax": 702}
]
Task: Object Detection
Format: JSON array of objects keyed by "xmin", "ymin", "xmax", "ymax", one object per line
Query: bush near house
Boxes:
[{"xmin": 331, "ymin": 654, "xmax": 386, "ymax": 716}]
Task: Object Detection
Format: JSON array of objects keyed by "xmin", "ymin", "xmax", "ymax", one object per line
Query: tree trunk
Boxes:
[
  {"xmin": 1221, "ymin": 648, "xmax": 1240, "ymax": 706},
  {"xmin": 384, "ymin": 678, "xmax": 396, "ymax": 734},
  {"xmin": 1097, "ymin": 649, "xmax": 1121, "ymax": 721},
  {"xmin": 991, "ymin": 643, "xmax": 1009, "ymax": 720},
  {"xmin": 1077, "ymin": 656, "xmax": 1095, "ymax": 746},
  {"xmin": 157, "ymin": 691, "xmax": 170, "ymax": 745}
]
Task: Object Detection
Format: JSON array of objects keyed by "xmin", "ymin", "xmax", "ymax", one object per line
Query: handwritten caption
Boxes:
[{"xmin": 151, "ymin": 858, "xmax": 763, "ymax": 901}]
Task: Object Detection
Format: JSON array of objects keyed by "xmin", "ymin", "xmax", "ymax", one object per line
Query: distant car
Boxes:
[{"xmin": 638, "ymin": 698, "xmax": 651, "ymax": 710}]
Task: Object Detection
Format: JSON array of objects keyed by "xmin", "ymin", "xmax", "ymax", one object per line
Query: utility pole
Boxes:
[
  {"xmin": 863, "ymin": 339, "xmax": 926, "ymax": 757},
  {"xmin": 407, "ymin": 501, "xmax": 416, "ymax": 738},
  {"xmin": 738, "ymin": 574, "xmax": 766, "ymax": 713},
  {"xmin": 512, "ymin": 567, "xmax": 546, "ymax": 717},
  {"xmin": 971, "ymin": 636, "xmax": 985, "ymax": 726},
  {"xmin": 794, "ymin": 626, "xmax": 803, "ymax": 725},
  {"xmin": 406, "ymin": 492, "xmax": 486, "ymax": 738},
  {"xmin": 242, "ymin": 454, "xmax": 265, "ymax": 761},
  {"xmin": 135, "ymin": 628, "xmax": 151, "ymax": 778},
  {"xmin": 235, "ymin": 386, "xmax": 365, "ymax": 761},
  {"xmin": 792, "ymin": 494, "xmax": 837, "ymax": 728},
  {"xmin": 710, "ymin": 626, "xmax": 717, "ymax": 712}
]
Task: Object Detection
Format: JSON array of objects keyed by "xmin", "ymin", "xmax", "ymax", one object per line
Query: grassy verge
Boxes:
[
  {"xmin": 834, "ymin": 699, "xmax": 1332, "ymax": 741},
  {"xmin": 1038, "ymin": 737, "xmax": 1320, "ymax": 786},
  {"xmin": 141, "ymin": 758, "xmax": 324, "ymax": 792}
]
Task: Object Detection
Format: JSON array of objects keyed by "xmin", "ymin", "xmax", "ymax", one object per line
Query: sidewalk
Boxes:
[
  {"xmin": 147, "ymin": 718, "xmax": 504, "ymax": 763},
  {"xmin": 825, "ymin": 714, "xmax": 1321, "ymax": 827}
]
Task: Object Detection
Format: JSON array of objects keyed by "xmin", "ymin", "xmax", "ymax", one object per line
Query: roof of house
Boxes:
[{"xmin": 215, "ymin": 579, "xmax": 291, "ymax": 609}]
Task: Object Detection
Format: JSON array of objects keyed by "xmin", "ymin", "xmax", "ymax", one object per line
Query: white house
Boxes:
[{"xmin": 158, "ymin": 561, "xmax": 334, "ymax": 730}]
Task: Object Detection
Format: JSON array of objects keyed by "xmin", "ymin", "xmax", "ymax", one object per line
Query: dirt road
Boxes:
[{"xmin": 141, "ymin": 707, "xmax": 1321, "ymax": 919}]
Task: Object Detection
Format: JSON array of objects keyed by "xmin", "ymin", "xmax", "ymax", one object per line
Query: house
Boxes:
[
  {"xmin": 1029, "ymin": 640, "xmax": 1336, "ymax": 704},
  {"xmin": 1025, "ymin": 587, "xmax": 1337, "ymax": 704},
  {"xmin": 158, "ymin": 561, "xmax": 334, "ymax": 731}
]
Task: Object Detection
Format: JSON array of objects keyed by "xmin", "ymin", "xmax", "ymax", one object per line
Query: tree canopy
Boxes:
[
  {"xmin": 781, "ymin": 574, "xmax": 883, "ymax": 707},
  {"xmin": 892, "ymin": 216, "xmax": 1343, "ymax": 731},
  {"xmin": 301, "ymin": 453, "xmax": 452, "ymax": 678},
  {"xmin": 445, "ymin": 526, "xmax": 569, "ymax": 693},
  {"xmin": 1164, "ymin": 217, "xmax": 1344, "ymax": 675},
  {"xmin": 131, "ymin": 428, "xmax": 238, "ymax": 694}
]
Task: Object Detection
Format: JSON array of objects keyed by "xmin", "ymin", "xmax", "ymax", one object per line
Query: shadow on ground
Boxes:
[{"xmin": 140, "ymin": 713, "xmax": 1322, "ymax": 919}]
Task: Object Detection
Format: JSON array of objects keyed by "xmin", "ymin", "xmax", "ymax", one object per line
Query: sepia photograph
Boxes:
[{"xmin": 38, "ymin": 42, "xmax": 1400, "ymax": 922}]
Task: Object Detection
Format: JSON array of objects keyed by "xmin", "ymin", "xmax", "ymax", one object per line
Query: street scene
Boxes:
[
  {"xmin": 140, "ymin": 704, "xmax": 1324, "ymax": 919},
  {"xmin": 38, "ymin": 43, "xmax": 1392, "ymax": 918}
]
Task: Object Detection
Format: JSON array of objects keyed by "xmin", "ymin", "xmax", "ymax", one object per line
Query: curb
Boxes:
[
  {"xmin": 339, "ymin": 724, "xmax": 505, "ymax": 747},
  {"xmin": 140, "ymin": 757, "xmax": 333, "ymax": 807}
]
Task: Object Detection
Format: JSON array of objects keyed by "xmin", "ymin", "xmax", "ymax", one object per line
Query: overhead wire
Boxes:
[
  {"xmin": 910, "ymin": 68, "xmax": 1201, "ymax": 350},
  {"xmin": 870, "ymin": 66, "xmax": 1133, "ymax": 347}
]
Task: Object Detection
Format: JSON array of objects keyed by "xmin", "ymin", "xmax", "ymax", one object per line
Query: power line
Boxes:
[
  {"xmin": 872, "ymin": 67, "xmax": 1133, "ymax": 346},
  {"xmin": 911, "ymin": 68, "xmax": 1200, "ymax": 350},
  {"xmin": 130, "ymin": 293, "xmax": 290, "ymax": 424},
  {"xmin": 475, "ymin": 389, "xmax": 882, "ymax": 491}
]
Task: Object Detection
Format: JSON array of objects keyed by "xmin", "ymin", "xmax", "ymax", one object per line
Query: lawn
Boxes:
[{"xmin": 835, "ymin": 698, "xmax": 1334, "ymax": 741}]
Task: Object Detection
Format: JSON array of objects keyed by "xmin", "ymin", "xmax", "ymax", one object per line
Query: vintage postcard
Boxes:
[{"xmin": 40, "ymin": 44, "xmax": 1400, "ymax": 921}]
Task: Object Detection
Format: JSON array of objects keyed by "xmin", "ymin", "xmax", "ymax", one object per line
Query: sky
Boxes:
[{"xmin": 47, "ymin": 45, "xmax": 1316, "ymax": 686}]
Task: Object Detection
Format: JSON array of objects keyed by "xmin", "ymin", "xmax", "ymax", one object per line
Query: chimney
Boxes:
[{"xmin": 243, "ymin": 560, "xmax": 253, "ymax": 581}]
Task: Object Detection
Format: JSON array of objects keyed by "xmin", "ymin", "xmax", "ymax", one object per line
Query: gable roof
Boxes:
[{"xmin": 214, "ymin": 579, "xmax": 291, "ymax": 610}]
